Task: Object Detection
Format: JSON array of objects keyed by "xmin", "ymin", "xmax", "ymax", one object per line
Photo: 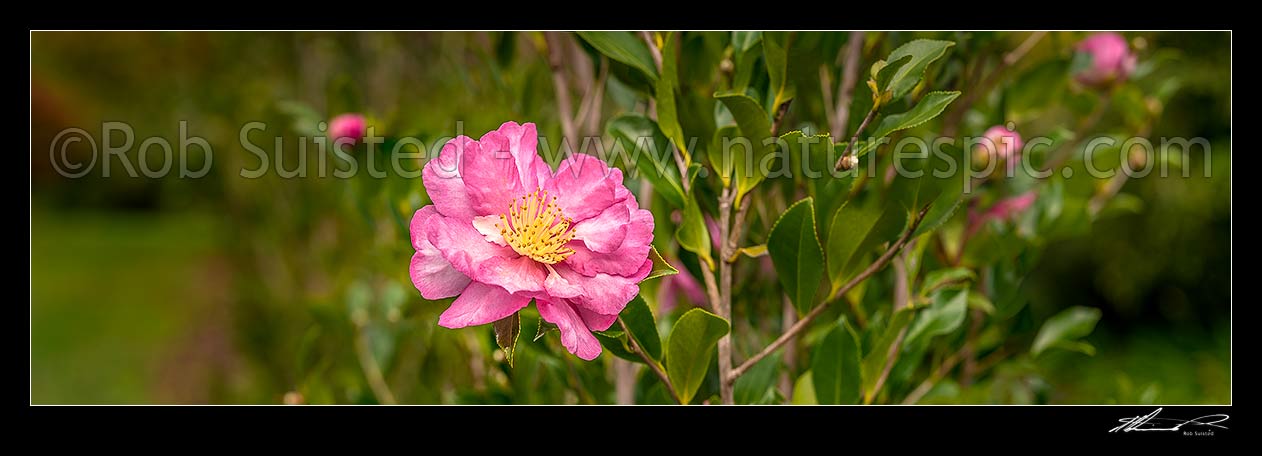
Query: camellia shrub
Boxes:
[{"xmin": 271, "ymin": 31, "xmax": 1187, "ymax": 405}]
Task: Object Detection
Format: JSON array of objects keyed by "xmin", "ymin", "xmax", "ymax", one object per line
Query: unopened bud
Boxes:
[
  {"xmin": 1128, "ymin": 145, "xmax": 1148, "ymax": 171},
  {"xmin": 839, "ymin": 154, "xmax": 859, "ymax": 171}
]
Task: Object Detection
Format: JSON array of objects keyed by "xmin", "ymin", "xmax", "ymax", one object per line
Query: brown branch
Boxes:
[
  {"xmin": 574, "ymin": 57, "xmax": 610, "ymax": 137},
  {"xmin": 640, "ymin": 31, "xmax": 663, "ymax": 70},
  {"xmin": 544, "ymin": 32, "xmax": 578, "ymax": 155},
  {"xmin": 834, "ymin": 107, "xmax": 877, "ymax": 171},
  {"xmin": 618, "ymin": 317, "xmax": 681, "ymax": 404},
  {"xmin": 830, "ymin": 31, "xmax": 866, "ymax": 138},
  {"xmin": 902, "ymin": 350, "xmax": 963, "ymax": 405},
  {"xmin": 716, "ymin": 187, "xmax": 736, "ymax": 403},
  {"xmin": 727, "ymin": 204, "xmax": 932, "ymax": 383}
]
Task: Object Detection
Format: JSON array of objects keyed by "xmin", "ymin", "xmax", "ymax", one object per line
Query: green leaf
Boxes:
[
  {"xmin": 676, "ymin": 190, "xmax": 714, "ymax": 271},
  {"xmin": 918, "ymin": 267, "xmax": 975, "ymax": 297},
  {"xmin": 873, "ymin": 39, "xmax": 955, "ymax": 101},
  {"xmin": 646, "ymin": 245, "xmax": 679, "ymax": 281},
  {"xmin": 715, "ymin": 92, "xmax": 774, "ymax": 199},
  {"xmin": 594, "ymin": 330, "xmax": 643, "ymax": 363},
  {"xmin": 767, "ymin": 198, "xmax": 826, "ymax": 315},
  {"xmin": 1031, "ymin": 306, "xmax": 1102, "ymax": 356},
  {"xmin": 575, "ymin": 31, "xmax": 659, "ymax": 83},
  {"xmin": 911, "ymin": 143, "xmax": 968, "ymax": 238},
  {"xmin": 493, "ymin": 312, "xmax": 521, "ymax": 367},
  {"xmin": 791, "ymin": 371, "xmax": 818, "ymax": 404},
  {"xmin": 859, "ymin": 92, "xmax": 961, "ymax": 157},
  {"xmin": 733, "ymin": 244, "xmax": 768, "ymax": 259},
  {"xmin": 763, "ymin": 31, "xmax": 794, "ymax": 111},
  {"xmin": 605, "ymin": 114, "xmax": 685, "ymax": 209},
  {"xmin": 656, "ymin": 32, "xmax": 690, "ymax": 159},
  {"xmin": 708, "ymin": 124, "xmax": 738, "ymax": 186},
  {"xmin": 967, "ymin": 290, "xmax": 995, "ymax": 314},
  {"xmin": 733, "ymin": 353, "xmax": 781, "ymax": 405},
  {"xmin": 779, "ymin": 131, "xmax": 852, "ymax": 234},
  {"xmin": 621, "ymin": 296, "xmax": 662, "ymax": 361},
  {"xmin": 666, "ymin": 308, "xmax": 731, "ymax": 404},
  {"xmin": 861, "ymin": 307, "xmax": 916, "ymax": 400},
  {"xmin": 826, "ymin": 196, "xmax": 908, "ymax": 291},
  {"xmin": 904, "ymin": 288, "xmax": 968, "ymax": 348},
  {"xmin": 731, "ymin": 31, "xmax": 762, "ymax": 53},
  {"xmin": 812, "ymin": 317, "xmax": 863, "ymax": 405}
]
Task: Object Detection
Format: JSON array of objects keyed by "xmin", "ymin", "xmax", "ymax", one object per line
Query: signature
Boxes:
[{"xmin": 1110, "ymin": 408, "xmax": 1230, "ymax": 433}]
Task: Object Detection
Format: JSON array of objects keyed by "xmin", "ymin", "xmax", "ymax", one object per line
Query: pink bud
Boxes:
[
  {"xmin": 328, "ymin": 113, "xmax": 367, "ymax": 145},
  {"xmin": 965, "ymin": 190, "xmax": 1038, "ymax": 240},
  {"xmin": 974, "ymin": 124, "xmax": 1024, "ymax": 172},
  {"xmin": 1073, "ymin": 32, "xmax": 1137, "ymax": 88}
]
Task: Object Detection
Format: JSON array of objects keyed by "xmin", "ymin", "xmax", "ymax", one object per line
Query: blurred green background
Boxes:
[{"xmin": 30, "ymin": 31, "xmax": 1230, "ymax": 404}]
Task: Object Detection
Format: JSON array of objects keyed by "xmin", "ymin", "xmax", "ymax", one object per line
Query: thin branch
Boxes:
[
  {"xmin": 902, "ymin": 350, "xmax": 963, "ymax": 405},
  {"xmin": 866, "ymin": 325, "xmax": 908, "ymax": 404},
  {"xmin": 830, "ymin": 31, "xmax": 866, "ymax": 138},
  {"xmin": 544, "ymin": 32, "xmax": 578, "ymax": 155},
  {"xmin": 833, "ymin": 107, "xmax": 877, "ymax": 171},
  {"xmin": 716, "ymin": 187, "xmax": 736, "ymax": 404},
  {"xmin": 574, "ymin": 57, "xmax": 610, "ymax": 137},
  {"xmin": 727, "ymin": 204, "xmax": 932, "ymax": 383},
  {"xmin": 723, "ymin": 194, "xmax": 754, "ymax": 263},
  {"xmin": 618, "ymin": 317, "xmax": 681, "ymax": 404},
  {"xmin": 641, "ymin": 31, "xmax": 663, "ymax": 69},
  {"xmin": 770, "ymin": 98, "xmax": 793, "ymax": 138}
]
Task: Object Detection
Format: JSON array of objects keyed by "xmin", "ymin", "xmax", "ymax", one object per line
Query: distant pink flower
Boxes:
[
  {"xmin": 974, "ymin": 124, "xmax": 1025, "ymax": 172},
  {"xmin": 1074, "ymin": 32, "xmax": 1136, "ymax": 88},
  {"xmin": 328, "ymin": 113, "xmax": 367, "ymax": 145},
  {"xmin": 657, "ymin": 266, "xmax": 706, "ymax": 314},
  {"xmin": 410, "ymin": 121, "xmax": 654, "ymax": 360},
  {"xmin": 966, "ymin": 190, "xmax": 1038, "ymax": 239}
]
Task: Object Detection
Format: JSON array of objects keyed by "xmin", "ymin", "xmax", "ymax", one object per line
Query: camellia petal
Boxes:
[
  {"xmin": 545, "ymin": 154, "xmax": 621, "ymax": 222},
  {"xmin": 409, "ymin": 206, "xmax": 471, "ymax": 299},
  {"xmin": 422, "ymin": 136, "xmax": 480, "ymax": 222},
  {"xmin": 438, "ymin": 281, "xmax": 531, "ymax": 329},
  {"xmin": 536, "ymin": 298, "xmax": 604, "ymax": 361}
]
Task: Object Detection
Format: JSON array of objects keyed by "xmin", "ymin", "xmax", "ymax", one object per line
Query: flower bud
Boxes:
[
  {"xmin": 328, "ymin": 113, "xmax": 367, "ymax": 145},
  {"xmin": 839, "ymin": 154, "xmax": 859, "ymax": 171},
  {"xmin": 973, "ymin": 124, "xmax": 1024, "ymax": 173},
  {"xmin": 1073, "ymin": 32, "xmax": 1137, "ymax": 88}
]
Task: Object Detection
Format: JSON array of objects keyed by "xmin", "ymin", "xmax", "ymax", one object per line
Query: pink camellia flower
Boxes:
[
  {"xmin": 965, "ymin": 190, "xmax": 1038, "ymax": 239},
  {"xmin": 409, "ymin": 121, "xmax": 654, "ymax": 360},
  {"xmin": 1073, "ymin": 32, "xmax": 1137, "ymax": 88},
  {"xmin": 973, "ymin": 124, "xmax": 1024, "ymax": 173},
  {"xmin": 328, "ymin": 113, "xmax": 367, "ymax": 145}
]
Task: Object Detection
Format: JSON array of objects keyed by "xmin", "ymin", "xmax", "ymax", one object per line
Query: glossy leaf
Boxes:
[
  {"xmin": 873, "ymin": 39, "xmax": 955, "ymax": 101},
  {"xmin": 646, "ymin": 245, "xmax": 679, "ymax": 281},
  {"xmin": 621, "ymin": 295, "xmax": 662, "ymax": 361},
  {"xmin": 904, "ymin": 288, "xmax": 968, "ymax": 347},
  {"xmin": 666, "ymin": 308, "xmax": 731, "ymax": 404},
  {"xmin": 606, "ymin": 114, "xmax": 685, "ymax": 209},
  {"xmin": 656, "ymin": 32, "xmax": 690, "ymax": 159},
  {"xmin": 715, "ymin": 92, "xmax": 774, "ymax": 199},
  {"xmin": 826, "ymin": 196, "xmax": 909, "ymax": 291},
  {"xmin": 1031, "ymin": 306, "xmax": 1102, "ymax": 356},
  {"xmin": 812, "ymin": 317, "xmax": 862, "ymax": 405},
  {"xmin": 733, "ymin": 353, "xmax": 781, "ymax": 405},
  {"xmin": 861, "ymin": 307, "xmax": 916, "ymax": 399},
  {"xmin": 575, "ymin": 31, "xmax": 659, "ymax": 83},
  {"xmin": 493, "ymin": 312, "xmax": 521, "ymax": 367},
  {"xmin": 676, "ymin": 189, "xmax": 714, "ymax": 271},
  {"xmin": 767, "ymin": 198, "xmax": 825, "ymax": 314}
]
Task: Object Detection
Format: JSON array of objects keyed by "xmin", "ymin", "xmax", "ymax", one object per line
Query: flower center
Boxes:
[{"xmin": 497, "ymin": 189, "xmax": 576, "ymax": 264}]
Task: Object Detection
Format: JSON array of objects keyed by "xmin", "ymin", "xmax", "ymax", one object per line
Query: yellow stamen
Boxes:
[{"xmin": 497, "ymin": 189, "xmax": 576, "ymax": 264}]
